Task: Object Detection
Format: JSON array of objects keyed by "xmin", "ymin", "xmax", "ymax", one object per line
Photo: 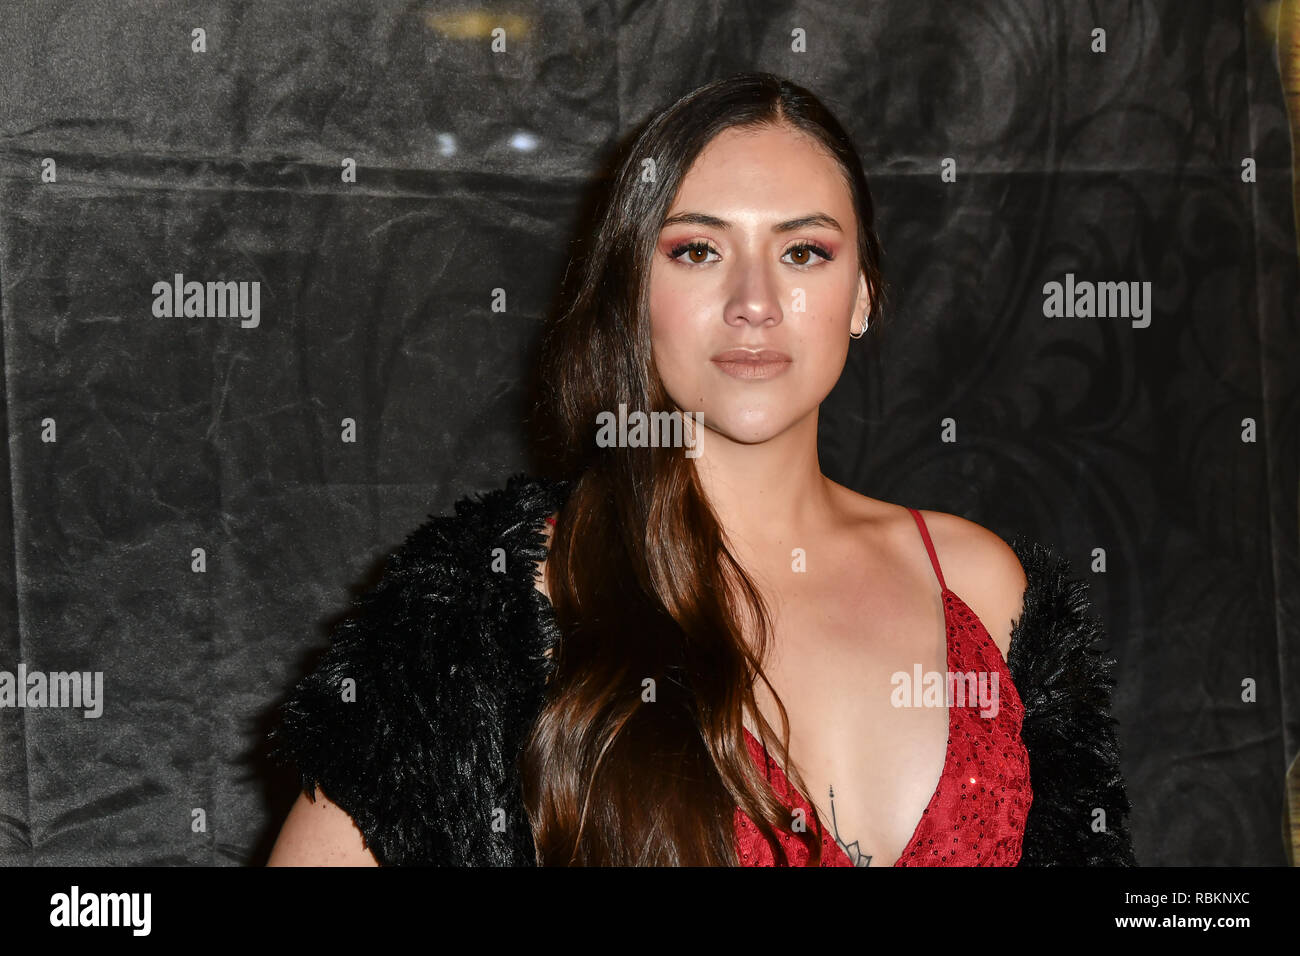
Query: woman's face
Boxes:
[{"xmin": 648, "ymin": 123, "xmax": 871, "ymax": 446}]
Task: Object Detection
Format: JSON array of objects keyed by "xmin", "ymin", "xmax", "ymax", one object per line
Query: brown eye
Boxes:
[
  {"xmin": 669, "ymin": 241, "xmax": 719, "ymax": 265},
  {"xmin": 783, "ymin": 242, "xmax": 833, "ymax": 268}
]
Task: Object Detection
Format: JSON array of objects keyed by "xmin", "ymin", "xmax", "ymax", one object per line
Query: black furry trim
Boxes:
[
  {"xmin": 1008, "ymin": 535, "xmax": 1137, "ymax": 866},
  {"xmin": 268, "ymin": 473, "xmax": 568, "ymax": 865}
]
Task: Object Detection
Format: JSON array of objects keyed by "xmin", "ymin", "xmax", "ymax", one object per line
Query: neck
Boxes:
[{"xmin": 690, "ymin": 407, "xmax": 839, "ymax": 558}]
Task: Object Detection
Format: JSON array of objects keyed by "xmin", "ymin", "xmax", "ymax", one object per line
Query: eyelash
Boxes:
[{"xmin": 666, "ymin": 240, "xmax": 834, "ymax": 269}]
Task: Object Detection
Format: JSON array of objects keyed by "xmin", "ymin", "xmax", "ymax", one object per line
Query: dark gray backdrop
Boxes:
[{"xmin": 0, "ymin": 0, "xmax": 1295, "ymax": 866}]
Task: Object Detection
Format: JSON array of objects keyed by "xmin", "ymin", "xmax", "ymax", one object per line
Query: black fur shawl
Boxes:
[{"xmin": 268, "ymin": 473, "xmax": 1137, "ymax": 867}]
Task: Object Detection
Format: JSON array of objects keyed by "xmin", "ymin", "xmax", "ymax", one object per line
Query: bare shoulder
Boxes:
[
  {"xmin": 911, "ymin": 509, "xmax": 1028, "ymax": 663},
  {"xmin": 267, "ymin": 787, "xmax": 380, "ymax": 867}
]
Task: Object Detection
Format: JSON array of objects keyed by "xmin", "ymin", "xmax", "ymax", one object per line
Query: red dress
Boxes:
[
  {"xmin": 734, "ymin": 507, "xmax": 1032, "ymax": 865},
  {"xmin": 542, "ymin": 508, "xmax": 1033, "ymax": 866}
]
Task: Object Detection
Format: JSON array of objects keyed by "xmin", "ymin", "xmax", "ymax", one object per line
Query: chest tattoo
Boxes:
[{"xmin": 827, "ymin": 784, "xmax": 872, "ymax": 866}]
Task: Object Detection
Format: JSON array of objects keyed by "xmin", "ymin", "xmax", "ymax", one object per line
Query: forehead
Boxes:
[{"xmin": 665, "ymin": 125, "xmax": 850, "ymax": 219}]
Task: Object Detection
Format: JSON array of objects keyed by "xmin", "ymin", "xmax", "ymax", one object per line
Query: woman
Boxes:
[{"xmin": 267, "ymin": 72, "xmax": 1136, "ymax": 866}]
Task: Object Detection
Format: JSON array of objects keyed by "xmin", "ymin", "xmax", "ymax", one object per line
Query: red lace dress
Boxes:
[{"xmin": 733, "ymin": 507, "xmax": 1033, "ymax": 866}]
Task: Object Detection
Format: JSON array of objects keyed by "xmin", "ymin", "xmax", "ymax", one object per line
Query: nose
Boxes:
[{"xmin": 723, "ymin": 254, "xmax": 784, "ymax": 330}]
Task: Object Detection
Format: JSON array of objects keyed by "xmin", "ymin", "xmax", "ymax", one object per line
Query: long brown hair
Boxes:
[{"xmin": 521, "ymin": 71, "xmax": 888, "ymax": 865}]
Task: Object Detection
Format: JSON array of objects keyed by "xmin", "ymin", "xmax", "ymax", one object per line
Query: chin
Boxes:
[{"xmin": 702, "ymin": 412, "xmax": 796, "ymax": 446}]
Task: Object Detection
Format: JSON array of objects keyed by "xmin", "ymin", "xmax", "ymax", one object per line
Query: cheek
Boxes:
[
  {"xmin": 648, "ymin": 272, "xmax": 701, "ymax": 373},
  {"xmin": 797, "ymin": 289, "xmax": 853, "ymax": 383},
  {"xmin": 650, "ymin": 326, "xmax": 696, "ymax": 401},
  {"xmin": 815, "ymin": 277, "xmax": 857, "ymax": 337},
  {"xmin": 649, "ymin": 261, "xmax": 692, "ymax": 321}
]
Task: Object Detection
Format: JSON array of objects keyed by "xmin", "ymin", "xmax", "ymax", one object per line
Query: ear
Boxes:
[{"xmin": 854, "ymin": 272, "xmax": 872, "ymax": 330}]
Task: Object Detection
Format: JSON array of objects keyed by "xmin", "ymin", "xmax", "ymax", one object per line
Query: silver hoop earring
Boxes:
[{"xmin": 850, "ymin": 317, "xmax": 868, "ymax": 339}]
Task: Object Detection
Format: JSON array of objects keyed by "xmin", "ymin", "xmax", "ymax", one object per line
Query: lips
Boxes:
[
  {"xmin": 710, "ymin": 348, "xmax": 792, "ymax": 381},
  {"xmin": 710, "ymin": 348, "xmax": 791, "ymax": 363}
]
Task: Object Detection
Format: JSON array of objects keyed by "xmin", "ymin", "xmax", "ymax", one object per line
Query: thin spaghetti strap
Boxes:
[{"xmin": 906, "ymin": 507, "xmax": 947, "ymax": 592}]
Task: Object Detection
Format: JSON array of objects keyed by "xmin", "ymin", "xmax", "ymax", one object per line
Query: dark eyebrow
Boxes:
[{"xmin": 659, "ymin": 211, "xmax": 844, "ymax": 234}]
